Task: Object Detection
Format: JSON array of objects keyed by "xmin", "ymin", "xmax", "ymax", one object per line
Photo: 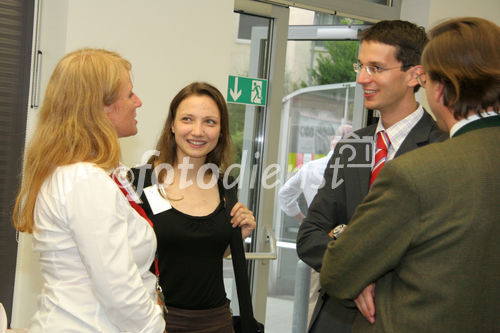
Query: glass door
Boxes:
[
  {"xmin": 224, "ymin": 6, "xmax": 285, "ymax": 321},
  {"xmin": 224, "ymin": 12, "xmax": 272, "ymax": 306},
  {"xmin": 267, "ymin": 8, "xmax": 371, "ymax": 332},
  {"xmin": 230, "ymin": 1, "xmax": 404, "ymax": 331}
]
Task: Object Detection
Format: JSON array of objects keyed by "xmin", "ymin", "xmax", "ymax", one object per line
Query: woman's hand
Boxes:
[{"xmin": 230, "ymin": 202, "xmax": 256, "ymax": 239}]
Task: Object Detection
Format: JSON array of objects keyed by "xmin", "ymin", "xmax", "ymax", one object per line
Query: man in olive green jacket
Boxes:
[{"xmin": 320, "ymin": 17, "xmax": 500, "ymax": 333}]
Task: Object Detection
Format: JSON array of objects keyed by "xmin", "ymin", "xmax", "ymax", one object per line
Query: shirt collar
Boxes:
[
  {"xmin": 375, "ymin": 104, "xmax": 424, "ymax": 154},
  {"xmin": 449, "ymin": 111, "xmax": 499, "ymax": 138}
]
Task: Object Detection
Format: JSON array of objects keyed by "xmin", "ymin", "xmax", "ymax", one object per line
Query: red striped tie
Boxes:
[{"xmin": 370, "ymin": 131, "xmax": 391, "ymax": 187}]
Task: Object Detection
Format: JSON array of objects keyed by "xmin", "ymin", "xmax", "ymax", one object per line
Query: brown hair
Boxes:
[
  {"xmin": 150, "ymin": 82, "xmax": 234, "ymax": 182},
  {"xmin": 13, "ymin": 48, "xmax": 131, "ymax": 233},
  {"xmin": 422, "ymin": 17, "xmax": 500, "ymax": 119}
]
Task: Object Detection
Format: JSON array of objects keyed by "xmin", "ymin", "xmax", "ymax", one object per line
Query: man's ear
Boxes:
[
  {"xmin": 434, "ymin": 81, "xmax": 445, "ymax": 105},
  {"xmin": 408, "ymin": 65, "xmax": 423, "ymax": 88}
]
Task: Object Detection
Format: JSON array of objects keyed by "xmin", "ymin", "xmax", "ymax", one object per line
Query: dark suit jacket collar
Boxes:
[
  {"xmin": 337, "ymin": 124, "xmax": 376, "ymax": 203},
  {"xmin": 354, "ymin": 123, "xmax": 377, "ymax": 137},
  {"xmin": 351, "ymin": 110, "xmax": 441, "ymax": 195},
  {"xmin": 352, "ymin": 110, "xmax": 438, "ymax": 157},
  {"xmin": 453, "ymin": 115, "xmax": 500, "ymax": 137},
  {"xmin": 396, "ymin": 110, "xmax": 438, "ymax": 157}
]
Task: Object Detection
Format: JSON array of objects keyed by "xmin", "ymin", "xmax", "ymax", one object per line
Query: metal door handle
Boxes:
[{"xmin": 226, "ymin": 226, "xmax": 277, "ymax": 260}]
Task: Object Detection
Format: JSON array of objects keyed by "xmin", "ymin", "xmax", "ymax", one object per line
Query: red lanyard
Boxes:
[{"xmin": 111, "ymin": 174, "xmax": 160, "ymax": 277}]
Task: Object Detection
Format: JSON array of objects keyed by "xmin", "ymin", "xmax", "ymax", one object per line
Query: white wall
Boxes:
[
  {"xmin": 402, "ymin": 0, "xmax": 499, "ymax": 28},
  {"xmin": 64, "ymin": 0, "xmax": 234, "ymax": 166},
  {"xmin": 428, "ymin": 0, "xmax": 499, "ymax": 26},
  {"xmin": 12, "ymin": 0, "xmax": 234, "ymax": 327},
  {"xmin": 400, "ymin": 0, "xmax": 431, "ymax": 27}
]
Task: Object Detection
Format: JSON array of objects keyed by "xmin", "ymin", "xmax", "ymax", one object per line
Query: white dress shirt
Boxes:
[
  {"xmin": 278, "ymin": 151, "xmax": 333, "ymax": 217},
  {"xmin": 30, "ymin": 162, "xmax": 165, "ymax": 333},
  {"xmin": 374, "ymin": 105, "xmax": 424, "ymax": 163}
]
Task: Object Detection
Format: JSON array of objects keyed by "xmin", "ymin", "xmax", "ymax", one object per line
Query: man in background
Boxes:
[
  {"xmin": 320, "ymin": 17, "xmax": 500, "ymax": 332},
  {"xmin": 297, "ymin": 20, "xmax": 447, "ymax": 333},
  {"xmin": 278, "ymin": 124, "xmax": 352, "ymax": 324},
  {"xmin": 279, "ymin": 125, "xmax": 353, "ymax": 222}
]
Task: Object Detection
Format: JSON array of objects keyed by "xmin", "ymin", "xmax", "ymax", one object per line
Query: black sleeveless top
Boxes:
[{"xmin": 131, "ymin": 168, "xmax": 233, "ymax": 310}]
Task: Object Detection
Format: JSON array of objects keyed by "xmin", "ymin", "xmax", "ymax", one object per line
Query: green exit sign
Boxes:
[{"xmin": 227, "ymin": 75, "xmax": 267, "ymax": 106}]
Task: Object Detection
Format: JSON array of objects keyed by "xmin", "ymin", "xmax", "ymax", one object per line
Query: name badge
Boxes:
[{"xmin": 143, "ymin": 184, "xmax": 172, "ymax": 215}]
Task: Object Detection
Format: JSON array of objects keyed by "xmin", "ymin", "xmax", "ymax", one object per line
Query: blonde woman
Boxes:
[
  {"xmin": 13, "ymin": 48, "xmax": 165, "ymax": 332},
  {"xmin": 131, "ymin": 82, "xmax": 256, "ymax": 332}
]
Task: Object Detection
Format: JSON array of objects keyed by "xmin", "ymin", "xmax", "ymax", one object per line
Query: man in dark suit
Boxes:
[
  {"xmin": 296, "ymin": 20, "xmax": 447, "ymax": 333},
  {"xmin": 320, "ymin": 17, "xmax": 500, "ymax": 333}
]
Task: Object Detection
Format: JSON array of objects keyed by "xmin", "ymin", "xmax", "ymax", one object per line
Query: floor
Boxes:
[
  {"xmin": 225, "ymin": 277, "xmax": 297, "ymax": 333},
  {"xmin": 223, "ymin": 255, "xmax": 306, "ymax": 333},
  {"xmin": 265, "ymin": 296, "xmax": 294, "ymax": 332}
]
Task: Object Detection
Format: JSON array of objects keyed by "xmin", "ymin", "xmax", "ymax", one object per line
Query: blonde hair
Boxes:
[{"xmin": 13, "ymin": 48, "xmax": 132, "ymax": 233}]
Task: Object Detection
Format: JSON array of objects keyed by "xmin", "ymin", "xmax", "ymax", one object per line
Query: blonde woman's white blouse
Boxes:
[{"xmin": 29, "ymin": 162, "xmax": 165, "ymax": 333}]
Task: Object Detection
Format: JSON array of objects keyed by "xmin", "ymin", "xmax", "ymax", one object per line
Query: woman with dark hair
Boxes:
[{"xmin": 132, "ymin": 82, "xmax": 256, "ymax": 332}]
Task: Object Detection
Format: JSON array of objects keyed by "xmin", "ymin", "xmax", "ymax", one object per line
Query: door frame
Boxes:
[{"xmin": 234, "ymin": 0, "xmax": 290, "ymax": 322}]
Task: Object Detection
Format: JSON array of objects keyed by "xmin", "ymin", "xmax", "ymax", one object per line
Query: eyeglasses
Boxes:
[
  {"xmin": 416, "ymin": 73, "xmax": 427, "ymax": 88},
  {"xmin": 353, "ymin": 63, "xmax": 412, "ymax": 76}
]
